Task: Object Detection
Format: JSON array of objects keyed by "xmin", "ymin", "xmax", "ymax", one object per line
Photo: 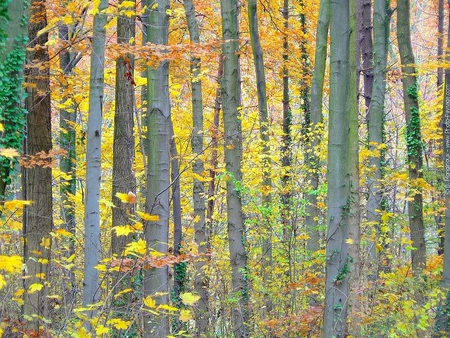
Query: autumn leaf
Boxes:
[
  {"xmin": 0, "ymin": 255, "xmax": 22, "ymax": 273},
  {"xmin": 108, "ymin": 318, "xmax": 131, "ymax": 330},
  {"xmin": 143, "ymin": 295, "xmax": 157, "ymax": 308},
  {"xmin": 345, "ymin": 238, "xmax": 354, "ymax": 245},
  {"xmin": 137, "ymin": 211, "xmax": 160, "ymax": 222},
  {"xmin": 115, "ymin": 191, "xmax": 137, "ymax": 204},
  {"xmin": 4, "ymin": 200, "xmax": 33, "ymax": 210},
  {"xmin": 96, "ymin": 325, "xmax": 109, "ymax": 335},
  {"xmin": 28, "ymin": 283, "xmax": 44, "ymax": 294},
  {"xmin": 0, "ymin": 275, "xmax": 6, "ymax": 290},
  {"xmin": 180, "ymin": 292, "xmax": 201, "ymax": 306},
  {"xmin": 124, "ymin": 239, "xmax": 147, "ymax": 256},
  {"xmin": 158, "ymin": 304, "xmax": 178, "ymax": 312},
  {"xmin": 113, "ymin": 225, "xmax": 134, "ymax": 237},
  {"xmin": 179, "ymin": 309, "xmax": 193, "ymax": 322}
]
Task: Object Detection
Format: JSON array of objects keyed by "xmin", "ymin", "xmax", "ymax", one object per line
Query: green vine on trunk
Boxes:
[{"xmin": 405, "ymin": 83, "xmax": 422, "ymax": 159}]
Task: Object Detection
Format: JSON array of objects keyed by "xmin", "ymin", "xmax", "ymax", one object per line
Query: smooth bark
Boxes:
[
  {"xmin": 220, "ymin": 0, "xmax": 249, "ymax": 336},
  {"xmin": 82, "ymin": 0, "xmax": 108, "ymax": 326},
  {"xmin": 143, "ymin": 0, "xmax": 171, "ymax": 336},
  {"xmin": 322, "ymin": 0, "xmax": 351, "ymax": 336}
]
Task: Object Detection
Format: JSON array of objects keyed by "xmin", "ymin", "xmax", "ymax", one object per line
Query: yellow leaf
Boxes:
[
  {"xmin": 0, "ymin": 122, "xmax": 3, "ymax": 132},
  {"xmin": 107, "ymin": 318, "xmax": 131, "ymax": 330},
  {"xmin": 116, "ymin": 191, "xmax": 137, "ymax": 204},
  {"xmin": 114, "ymin": 288, "xmax": 133, "ymax": 299},
  {"xmin": 180, "ymin": 292, "xmax": 201, "ymax": 306},
  {"xmin": 345, "ymin": 238, "xmax": 354, "ymax": 245},
  {"xmin": 96, "ymin": 325, "xmax": 109, "ymax": 335},
  {"xmin": 14, "ymin": 289, "xmax": 24, "ymax": 297},
  {"xmin": 55, "ymin": 228, "xmax": 73, "ymax": 237},
  {"xmin": 143, "ymin": 295, "xmax": 157, "ymax": 308},
  {"xmin": 28, "ymin": 283, "xmax": 43, "ymax": 294},
  {"xmin": 113, "ymin": 225, "xmax": 134, "ymax": 237},
  {"xmin": 4, "ymin": 200, "xmax": 32, "ymax": 210},
  {"xmin": 124, "ymin": 239, "xmax": 147, "ymax": 256},
  {"xmin": 158, "ymin": 304, "xmax": 178, "ymax": 312},
  {"xmin": 95, "ymin": 264, "xmax": 108, "ymax": 272},
  {"xmin": 99, "ymin": 198, "xmax": 115, "ymax": 208},
  {"xmin": 0, "ymin": 255, "xmax": 22, "ymax": 273},
  {"xmin": 179, "ymin": 309, "xmax": 192, "ymax": 322},
  {"xmin": 137, "ymin": 211, "xmax": 160, "ymax": 222},
  {"xmin": 118, "ymin": 0, "xmax": 135, "ymax": 8}
]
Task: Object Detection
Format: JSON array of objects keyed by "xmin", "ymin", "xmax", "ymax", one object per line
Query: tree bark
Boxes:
[
  {"xmin": 322, "ymin": 0, "xmax": 351, "ymax": 336},
  {"xmin": 220, "ymin": 0, "xmax": 249, "ymax": 336},
  {"xmin": 22, "ymin": 0, "xmax": 52, "ymax": 331},
  {"xmin": 82, "ymin": 0, "xmax": 108, "ymax": 328},
  {"xmin": 182, "ymin": 0, "xmax": 209, "ymax": 334},
  {"xmin": 143, "ymin": 0, "xmax": 171, "ymax": 336},
  {"xmin": 347, "ymin": 0, "xmax": 361, "ymax": 336},
  {"xmin": 397, "ymin": 0, "xmax": 427, "ymax": 275}
]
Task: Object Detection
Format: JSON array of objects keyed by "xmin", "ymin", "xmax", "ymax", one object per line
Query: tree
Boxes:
[
  {"xmin": 143, "ymin": 0, "xmax": 171, "ymax": 335},
  {"xmin": 0, "ymin": 0, "xmax": 30, "ymax": 199},
  {"xmin": 22, "ymin": 0, "xmax": 52, "ymax": 331},
  {"xmin": 322, "ymin": 0, "xmax": 351, "ymax": 336},
  {"xmin": 220, "ymin": 0, "xmax": 249, "ymax": 336},
  {"xmin": 183, "ymin": 0, "xmax": 209, "ymax": 333},
  {"xmin": 82, "ymin": 0, "xmax": 108, "ymax": 327},
  {"xmin": 397, "ymin": 0, "xmax": 427, "ymax": 275}
]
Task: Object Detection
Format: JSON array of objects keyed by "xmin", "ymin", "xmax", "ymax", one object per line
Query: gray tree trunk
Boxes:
[
  {"xmin": 143, "ymin": 0, "xmax": 171, "ymax": 336},
  {"xmin": 0, "ymin": 0, "xmax": 30, "ymax": 199},
  {"xmin": 306, "ymin": 0, "xmax": 330, "ymax": 253},
  {"xmin": 397, "ymin": 0, "xmax": 427, "ymax": 275},
  {"xmin": 347, "ymin": 0, "xmax": 361, "ymax": 336},
  {"xmin": 22, "ymin": 0, "xmax": 52, "ymax": 331},
  {"xmin": 82, "ymin": 0, "xmax": 108, "ymax": 327},
  {"xmin": 322, "ymin": 0, "xmax": 351, "ymax": 336},
  {"xmin": 367, "ymin": 0, "xmax": 390, "ymax": 264},
  {"xmin": 220, "ymin": 0, "xmax": 249, "ymax": 336},
  {"xmin": 183, "ymin": 0, "xmax": 209, "ymax": 334}
]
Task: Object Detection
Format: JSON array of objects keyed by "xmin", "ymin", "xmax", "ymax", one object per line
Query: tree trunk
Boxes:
[
  {"xmin": 306, "ymin": 0, "xmax": 329, "ymax": 254},
  {"xmin": 182, "ymin": 0, "xmax": 209, "ymax": 334},
  {"xmin": 0, "ymin": 0, "xmax": 30, "ymax": 200},
  {"xmin": 397, "ymin": 0, "xmax": 427, "ymax": 275},
  {"xmin": 220, "ymin": 0, "xmax": 249, "ymax": 336},
  {"xmin": 367, "ymin": 0, "xmax": 390, "ymax": 266},
  {"xmin": 281, "ymin": 0, "xmax": 292, "ymax": 243},
  {"xmin": 322, "ymin": 0, "xmax": 350, "ymax": 336},
  {"xmin": 82, "ymin": 0, "xmax": 108, "ymax": 328},
  {"xmin": 22, "ymin": 0, "xmax": 53, "ymax": 331},
  {"xmin": 248, "ymin": 0, "xmax": 273, "ymax": 316},
  {"xmin": 347, "ymin": 0, "xmax": 361, "ymax": 336},
  {"xmin": 143, "ymin": 0, "xmax": 171, "ymax": 336}
]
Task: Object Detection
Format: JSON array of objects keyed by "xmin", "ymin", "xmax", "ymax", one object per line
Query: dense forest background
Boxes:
[{"xmin": 1, "ymin": 0, "xmax": 450, "ymax": 337}]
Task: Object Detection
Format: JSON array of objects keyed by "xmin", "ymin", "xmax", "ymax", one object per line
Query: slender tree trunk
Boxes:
[
  {"xmin": 82, "ymin": 0, "xmax": 108, "ymax": 327},
  {"xmin": 248, "ymin": 0, "xmax": 273, "ymax": 317},
  {"xmin": 112, "ymin": 0, "xmax": 136, "ymax": 257},
  {"xmin": 220, "ymin": 0, "xmax": 249, "ymax": 336},
  {"xmin": 437, "ymin": 0, "xmax": 445, "ymax": 256},
  {"xmin": 183, "ymin": 1, "xmax": 209, "ymax": 334},
  {"xmin": 281, "ymin": 0, "xmax": 292, "ymax": 242},
  {"xmin": 306, "ymin": 0, "xmax": 330, "ymax": 254},
  {"xmin": 22, "ymin": 0, "xmax": 52, "ymax": 331},
  {"xmin": 322, "ymin": 0, "xmax": 351, "ymax": 336},
  {"xmin": 358, "ymin": 0, "xmax": 373, "ymax": 111},
  {"xmin": 58, "ymin": 22, "xmax": 78, "ymax": 306},
  {"xmin": 110, "ymin": 1, "xmax": 136, "ymax": 333},
  {"xmin": 367, "ymin": 0, "xmax": 390, "ymax": 266},
  {"xmin": 0, "ymin": 0, "xmax": 30, "ymax": 200},
  {"xmin": 397, "ymin": 0, "xmax": 427, "ymax": 275},
  {"xmin": 143, "ymin": 0, "xmax": 171, "ymax": 336},
  {"xmin": 435, "ymin": 2, "xmax": 450, "ymax": 335},
  {"xmin": 170, "ymin": 121, "xmax": 186, "ymax": 334},
  {"xmin": 347, "ymin": 1, "xmax": 361, "ymax": 336}
]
